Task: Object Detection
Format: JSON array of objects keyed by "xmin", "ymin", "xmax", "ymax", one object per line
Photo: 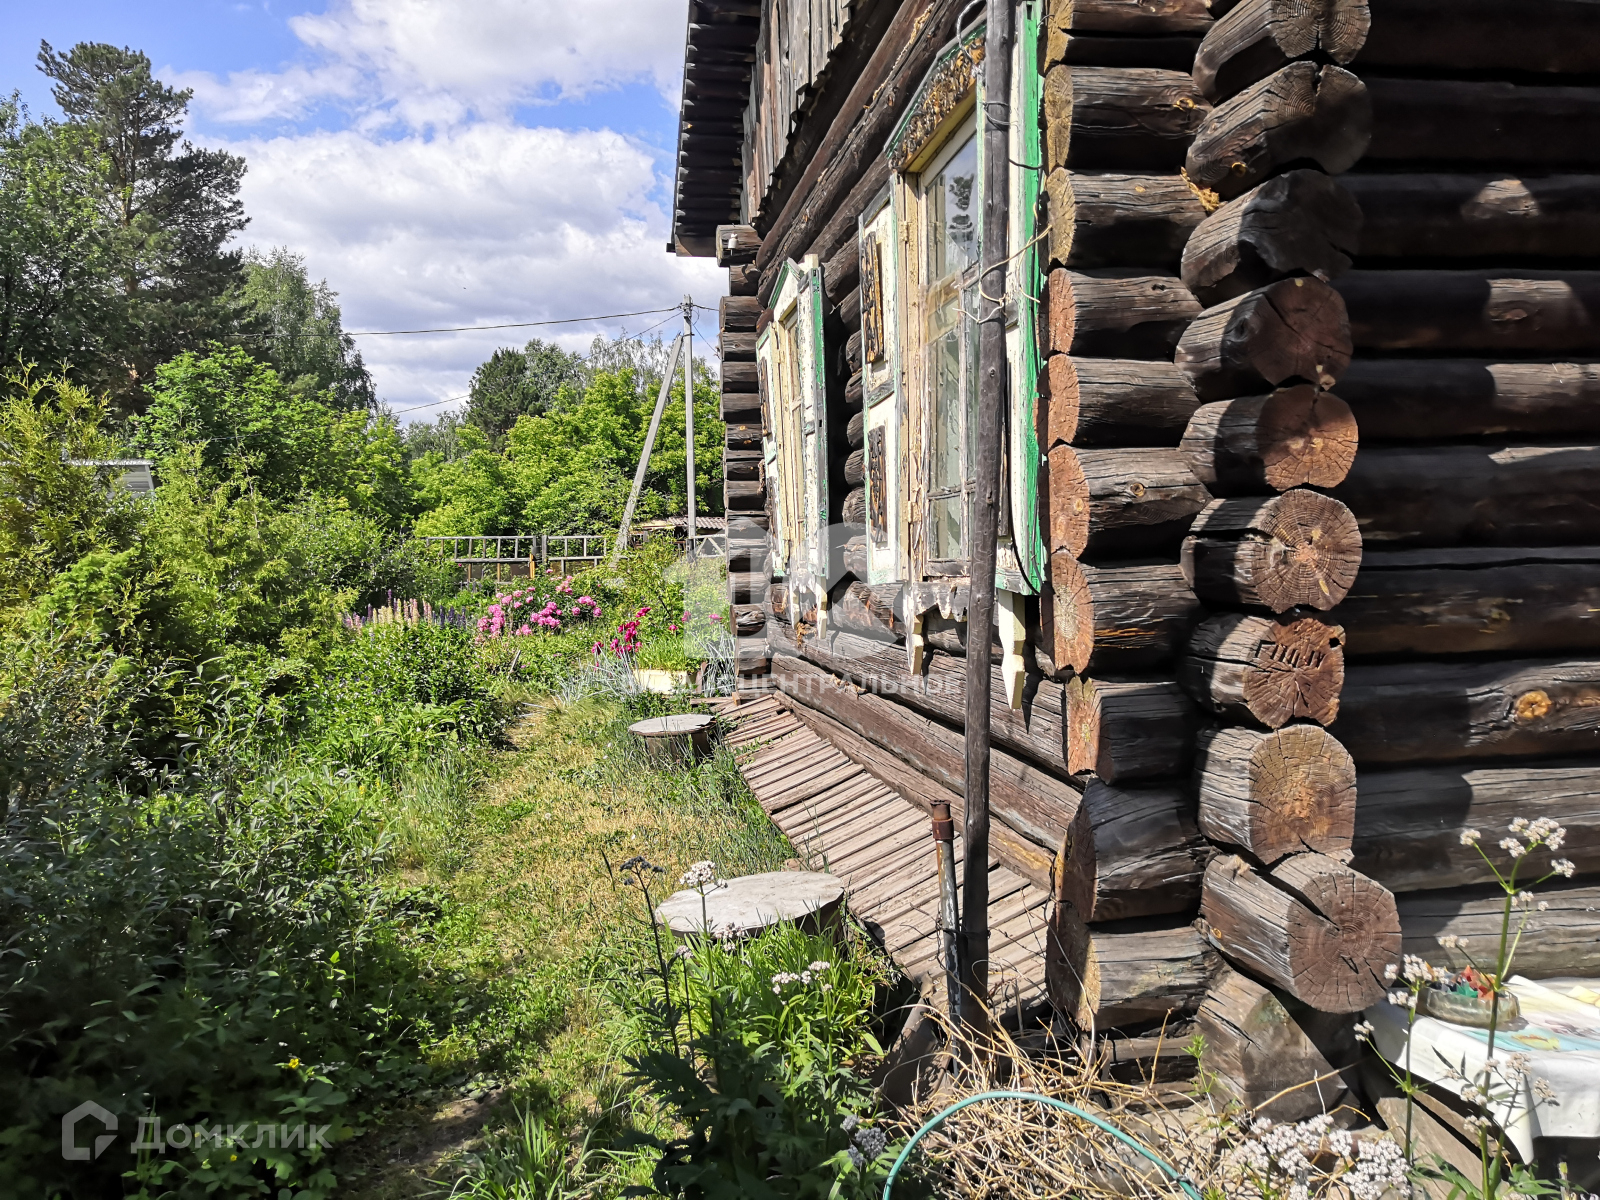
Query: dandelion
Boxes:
[
  {"xmin": 1460, "ymin": 828, "xmax": 1482, "ymax": 846},
  {"xmin": 287, "ymin": 1056, "xmax": 301, "ymax": 1069}
]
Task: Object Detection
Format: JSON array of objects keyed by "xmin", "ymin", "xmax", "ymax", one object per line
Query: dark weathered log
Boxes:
[
  {"xmin": 720, "ymin": 329, "xmax": 757, "ymax": 361},
  {"xmin": 1047, "ymin": 0, "xmax": 1214, "ymax": 47},
  {"xmin": 1199, "ymin": 966, "xmax": 1346, "ymax": 1122},
  {"xmin": 1356, "ymin": 0, "xmax": 1600, "ymax": 75},
  {"xmin": 1053, "ymin": 446, "xmax": 1213, "ymax": 557},
  {"xmin": 828, "ymin": 580, "xmax": 901, "ymax": 642},
  {"xmin": 844, "ymin": 371, "xmax": 863, "ymax": 411},
  {"xmin": 822, "ymin": 239, "xmax": 859, "ymax": 305},
  {"xmin": 1185, "ymin": 62, "xmax": 1370, "ymax": 201},
  {"xmin": 780, "ymin": 626, "xmax": 1075, "ymax": 778},
  {"xmin": 1044, "ymin": 356, "xmax": 1203, "ymax": 448},
  {"xmin": 722, "ymin": 389, "xmax": 761, "ymax": 419},
  {"xmin": 1201, "ymin": 852, "xmax": 1399, "ymax": 1013},
  {"xmin": 1060, "ymin": 778, "xmax": 1207, "ymax": 923},
  {"xmin": 1334, "ymin": 657, "xmax": 1600, "ymax": 766},
  {"xmin": 720, "ymin": 295, "xmax": 762, "ymax": 331},
  {"xmin": 1181, "ymin": 170, "xmax": 1361, "ymax": 306},
  {"xmin": 723, "ymin": 452, "xmax": 762, "ymax": 482},
  {"xmin": 845, "ymin": 409, "xmax": 865, "ymax": 450},
  {"xmin": 1047, "ymin": 915, "xmax": 1221, "ymax": 1027},
  {"xmin": 1182, "ymin": 490, "xmax": 1363, "ymax": 612},
  {"xmin": 725, "ymin": 480, "xmax": 767, "ymax": 512},
  {"xmin": 715, "ymin": 224, "xmax": 760, "ymax": 266},
  {"xmin": 1365, "ymin": 78, "xmax": 1600, "ymax": 170},
  {"xmin": 1344, "ymin": 175, "xmax": 1600, "ymax": 262},
  {"xmin": 1196, "ymin": 725, "xmax": 1357, "ymax": 860},
  {"xmin": 728, "ymin": 263, "xmax": 759, "ymax": 297},
  {"xmin": 1332, "ymin": 444, "xmax": 1600, "ymax": 550},
  {"xmin": 1054, "ymin": 33, "xmax": 1206, "ymax": 71},
  {"xmin": 1402, "ymin": 883, "xmax": 1600, "ymax": 980},
  {"xmin": 1043, "ymin": 67, "xmax": 1211, "ymax": 172},
  {"xmin": 1182, "ymin": 612, "xmax": 1345, "ymax": 728},
  {"xmin": 732, "ymin": 604, "xmax": 766, "ymax": 637},
  {"xmin": 729, "ymin": 572, "xmax": 768, "ymax": 603},
  {"xmin": 843, "ymin": 447, "xmax": 866, "ymax": 487},
  {"xmin": 1335, "ymin": 271, "xmax": 1600, "ymax": 356},
  {"xmin": 1066, "ymin": 675, "xmax": 1197, "ymax": 782},
  {"xmin": 1176, "ymin": 278, "xmax": 1351, "ymax": 401},
  {"xmin": 1193, "ymin": 0, "xmax": 1371, "ymax": 103},
  {"xmin": 754, "ymin": 0, "xmax": 965, "ymax": 293},
  {"xmin": 779, "ymin": 692, "xmax": 1057, "ymax": 892},
  {"xmin": 1044, "ymin": 170, "xmax": 1206, "ymax": 270},
  {"xmin": 1336, "ymin": 360, "xmax": 1600, "ymax": 442},
  {"xmin": 1352, "ymin": 761, "xmax": 1600, "ymax": 893},
  {"xmin": 840, "ymin": 486, "xmax": 866, "ymax": 527},
  {"xmin": 1180, "ymin": 387, "xmax": 1357, "ymax": 495},
  {"xmin": 1046, "ymin": 553, "xmax": 1200, "ymax": 675},
  {"xmin": 770, "ymin": 652, "xmax": 1080, "ymax": 852},
  {"xmin": 1047, "ymin": 269, "xmax": 1203, "ymax": 359},
  {"xmin": 1340, "ymin": 547, "xmax": 1600, "ymax": 659}
]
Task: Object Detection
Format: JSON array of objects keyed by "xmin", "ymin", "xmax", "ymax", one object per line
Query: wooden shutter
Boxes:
[{"xmin": 859, "ymin": 192, "xmax": 903, "ymax": 584}]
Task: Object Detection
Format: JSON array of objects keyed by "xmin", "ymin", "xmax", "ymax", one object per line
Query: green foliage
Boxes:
[
  {"xmin": 0, "ymin": 367, "xmax": 133, "ymax": 613},
  {"xmin": 32, "ymin": 41, "xmax": 248, "ymax": 411},
  {"xmin": 412, "ymin": 357, "xmax": 723, "ymax": 537},
  {"xmin": 626, "ymin": 918, "xmax": 893, "ymax": 1200},
  {"xmin": 447, "ymin": 1103, "xmax": 598, "ymax": 1200},
  {"xmin": 465, "ymin": 339, "xmax": 586, "ymax": 443},
  {"xmin": 131, "ymin": 345, "xmax": 410, "ymax": 522},
  {"xmin": 305, "ymin": 621, "xmax": 504, "ymax": 773},
  {"xmin": 239, "ymin": 246, "xmax": 375, "ymax": 410},
  {"xmin": 0, "ymin": 641, "xmax": 462, "ymax": 1199}
]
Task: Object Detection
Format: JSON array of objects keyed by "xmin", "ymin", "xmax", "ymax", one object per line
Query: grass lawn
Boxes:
[{"xmin": 338, "ymin": 693, "xmax": 795, "ymax": 1198}]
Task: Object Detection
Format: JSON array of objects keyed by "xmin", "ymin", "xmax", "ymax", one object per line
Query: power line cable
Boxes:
[{"xmin": 347, "ymin": 306, "xmax": 680, "ymax": 337}]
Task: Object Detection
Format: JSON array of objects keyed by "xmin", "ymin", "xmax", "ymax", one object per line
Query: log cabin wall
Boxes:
[{"xmin": 672, "ymin": 0, "xmax": 1600, "ymax": 1081}]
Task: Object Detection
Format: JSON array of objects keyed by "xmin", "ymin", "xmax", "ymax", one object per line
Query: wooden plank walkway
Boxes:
[{"xmin": 713, "ymin": 694, "xmax": 1051, "ymax": 1020}]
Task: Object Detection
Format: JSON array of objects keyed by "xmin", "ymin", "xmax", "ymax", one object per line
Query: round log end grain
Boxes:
[
  {"xmin": 1180, "ymin": 386, "xmax": 1359, "ymax": 493},
  {"xmin": 1177, "ymin": 277, "xmax": 1354, "ymax": 401},
  {"xmin": 1203, "ymin": 853, "xmax": 1399, "ymax": 1013},
  {"xmin": 1197, "ymin": 724, "xmax": 1357, "ymax": 859},
  {"xmin": 1067, "ymin": 675, "xmax": 1101, "ymax": 776},
  {"xmin": 1050, "ymin": 550, "xmax": 1095, "ymax": 675},
  {"xmin": 1184, "ymin": 610, "xmax": 1346, "ymax": 726},
  {"xmin": 1045, "ymin": 353, "xmax": 1081, "ymax": 446},
  {"xmin": 1184, "ymin": 489, "xmax": 1363, "ymax": 611},
  {"xmin": 1048, "ymin": 443, "xmax": 1092, "ymax": 557}
]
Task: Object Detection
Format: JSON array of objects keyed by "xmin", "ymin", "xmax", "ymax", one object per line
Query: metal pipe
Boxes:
[
  {"xmin": 960, "ymin": 0, "xmax": 1014, "ymax": 1037},
  {"xmin": 931, "ymin": 800, "xmax": 962, "ymax": 1024}
]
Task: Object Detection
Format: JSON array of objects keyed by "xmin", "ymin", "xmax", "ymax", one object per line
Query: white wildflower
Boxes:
[
  {"xmin": 1438, "ymin": 933, "xmax": 1467, "ymax": 950},
  {"xmin": 1510, "ymin": 817, "xmax": 1530, "ymax": 834},
  {"xmin": 679, "ymin": 860, "xmax": 718, "ymax": 888},
  {"xmin": 1501, "ymin": 837, "xmax": 1527, "ymax": 857},
  {"xmin": 1517, "ymin": 890, "xmax": 1536, "ymax": 907},
  {"xmin": 1460, "ymin": 828, "xmax": 1482, "ymax": 846},
  {"xmin": 809, "ymin": 960, "xmax": 832, "ymax": 972},
  {"xmin": 1534, "ymin": 1078, "xmax": 1557, "ymax": 1102},
  {"xmin": 1539, "ymin": 900, "xmax": 1550, "ymax": 911},
  {"xmin": 1553, "ymin": 858, "xmax": 1577, "ymax": 878},
  {"xmin": 1384, "ymin": 962, "xmax": 1400, "ymax": 982},
  {"xmin": 1353, "ymin": 1019, "xmax": 1375, "ymax": 1042}
]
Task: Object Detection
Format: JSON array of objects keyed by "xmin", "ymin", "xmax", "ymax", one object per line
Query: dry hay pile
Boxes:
[{"xmin": 896, "ymin": 1018, "xmax": 1407, "ymax": 1200}]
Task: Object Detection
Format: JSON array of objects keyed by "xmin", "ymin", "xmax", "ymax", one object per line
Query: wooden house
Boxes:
[{"xmin": 672, "ymin": 0, "xmax": 1600, "ymax": 1109}]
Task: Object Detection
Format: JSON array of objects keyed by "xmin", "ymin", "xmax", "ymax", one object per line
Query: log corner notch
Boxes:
[
  {"xmin": 1196, "ymin": 724, "xmax": 1356, "ymax": 860},
  {"xmin": 1201, "ymin": 852, "xmax": 1399, "ymax": 1013},
  {"xmin": 1192, "ymin": 0, "xmax": 1372, "ymax": 105},
  {"xmin": 1198, "ymin": 966, "xmax": 1347, "ymax": 1122},
  {"xmin": 1182, "ymin": 489, "xmax": 1363, "ymax": 612},
  {"xmin": 1180, "ymin": 168, "xmax": 1362, "ymax": 307},
  {"xmin": 1186, "ymin": 61, "xmax": 1371, "ymax": 202},
  {"xmin": 1182, "ymin": 610, "xmax": 1345, "ymax": 728},
  {"xmin": 1180, "ymin": 385, "xmax": 1358, "ymax": 494},
  {"xmin": 1176, "ymin": 276, "xmax": 1353, "ymax": 402}
]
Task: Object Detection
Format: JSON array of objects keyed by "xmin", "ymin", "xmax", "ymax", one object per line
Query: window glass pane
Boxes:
[
  {"xmin": 929, "ymin": 496, "xmax": 965, "ymax": 561},
  {"xmin": 928, "ymin": 133, "xmax": 978, "ymax": 284}
]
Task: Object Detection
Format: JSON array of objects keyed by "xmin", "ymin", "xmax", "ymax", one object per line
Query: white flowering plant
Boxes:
[
  {"xmin": 1220, "ymin": 1113, "xmax": 1409, "ymax": 1200},
  {"xmin": 1355, "ymin": 817, "xmax": 1579, "ymax": 1199}
]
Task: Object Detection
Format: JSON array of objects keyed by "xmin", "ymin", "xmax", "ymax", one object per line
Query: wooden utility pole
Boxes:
[
  {"xmin": 684, "ymin": 296, "xmax": 696, "ymax": 558},
  {"xmin": 961, "ymin": 0, "xmax": 1013, "ymax": 1036},
  {"xmin": 612, "ymin": 335, "xmax": 685, "ymax": 568}
]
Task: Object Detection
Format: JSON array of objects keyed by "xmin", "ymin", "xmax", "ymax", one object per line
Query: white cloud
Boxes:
[
  {"xmin": 179, "ymin": 0, "xmax": 689, "ymax": 129},
  {"xmin": 225, "ymin": 122, "xmax": 722, "ymax": 415}
]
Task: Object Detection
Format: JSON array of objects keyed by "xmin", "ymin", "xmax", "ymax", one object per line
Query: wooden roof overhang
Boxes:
[{"xmin": 670, "ymin": 0, "xmax": 762, "ymax": 258}]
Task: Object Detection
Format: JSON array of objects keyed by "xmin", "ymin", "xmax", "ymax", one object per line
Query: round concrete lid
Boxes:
[
  {"xmin": 629, "ymin": 714, "xmax": 714, "ymax": 737},
  {"xmin": 654, "ymin": 871, "xmax": 846, "ymax": 935}
]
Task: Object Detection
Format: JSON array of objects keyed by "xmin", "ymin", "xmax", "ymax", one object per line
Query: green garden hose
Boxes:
[{"xmin": 882, "ymin": 1089, "xmax": 1206, "ymax": 1200}]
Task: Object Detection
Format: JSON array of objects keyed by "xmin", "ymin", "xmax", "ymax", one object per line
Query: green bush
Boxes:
[{"xmin": 0, "ymin": 644, "xmax": 456, "ymax": 1199}]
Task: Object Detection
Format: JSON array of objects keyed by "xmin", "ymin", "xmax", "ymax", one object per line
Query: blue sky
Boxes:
[{"xmin": 0, "ymin": 0, "xmax": 723, "ymax": 418}]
